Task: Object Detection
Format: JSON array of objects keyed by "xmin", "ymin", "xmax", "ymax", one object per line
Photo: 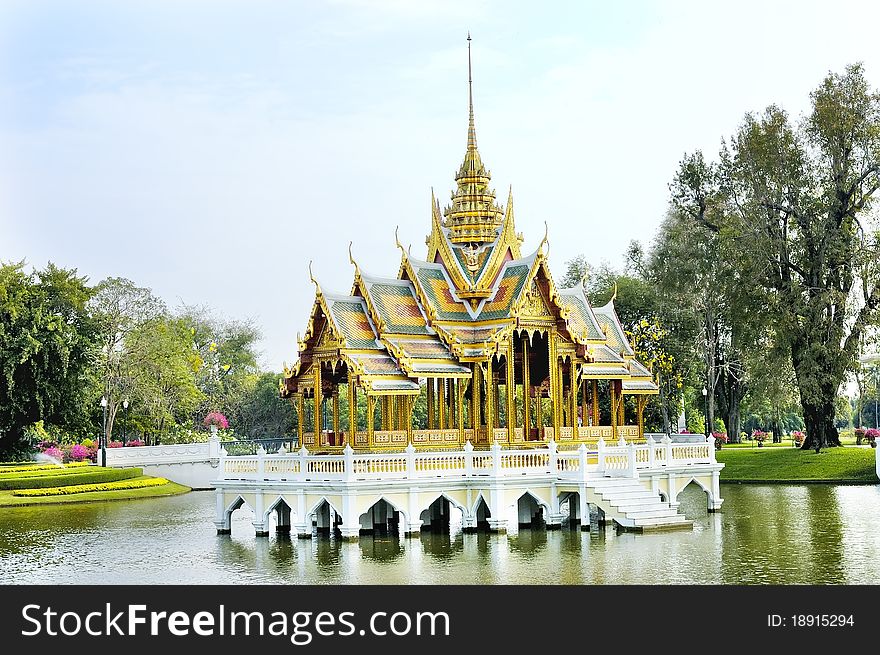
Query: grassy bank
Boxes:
[
  {"xmin": 0, "ymin": 478, "xmax": 190, "ymax": 506},
  {"xmin": 0, "ymin": 463, "xmax": 190, "ymax": 506},
  {"xmin": 717, "ymin": 446, "xmax": 878, "ymax": 483}
]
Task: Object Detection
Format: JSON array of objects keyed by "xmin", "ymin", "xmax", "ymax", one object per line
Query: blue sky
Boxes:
[{"xmin": 2, "ymin": 0, "xmax": 879, "ymax": 370}]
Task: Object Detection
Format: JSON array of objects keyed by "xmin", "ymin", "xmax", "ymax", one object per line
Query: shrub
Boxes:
[
  {"xmin": 13, "ymin": 476, "xmax": 170, "ymax": 497},
  {"xmin": 107, "ymin": 441, "xmax": 124, "ymax": 448},
  {"xmin": 127, "ymin": 439, "xmax": 145, "ymax": 447},
  {"xmin": 42, "ymin": 447, "xmax": 63, "ymax": 460},
  {"xmin": 68, "ymin": 444, "xmax": 89, "ymax": 461},
  {"xmin": 792, "ymin": 430, "xmax": 805, "ymax": 446},
  {"xmin": 80, "ymin": 438, "xmax": 95, "ymax": 448},
  {"xmin": 0, "ymin": 462, "xmax": 89, "ymax": 475},
  {"xmin": 752, "ymin": 429, "xmax": 767, "ymax": 442},
  {"xmin": 865, "ymin": 428, "xmax": 880, "ymax": 439},
  {"xmin": 203, "ymin": 412, "xmax": 229, "ymax": 430},
  {"xmin": 0, "ymin": 467, "xmax": 142, "ymax": 490}
]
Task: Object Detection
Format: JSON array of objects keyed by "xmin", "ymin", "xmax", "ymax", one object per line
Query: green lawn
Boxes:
[
  {"xmin": 717, "ymin": 446, "xmax": 878, "ymax": 483},
  {"xmin": 0, "ymin": 477, "xmax": 190, "ymax": 506}
]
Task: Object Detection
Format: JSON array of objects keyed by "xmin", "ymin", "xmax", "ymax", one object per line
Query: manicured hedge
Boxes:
[
  {"xmin": 13, "ymin": 476, "xmax": 170, "ymax": 497},
  {"xmin": 0, "ymin": 466, "xmax": 102, "ymax": 481},
  {"xmin": 0, "ymin": 467, "xmax": 142, "ymax": 490},
  {"xmin": 0, "ymin": 462, "xmax": 90, "ymax": 474}
]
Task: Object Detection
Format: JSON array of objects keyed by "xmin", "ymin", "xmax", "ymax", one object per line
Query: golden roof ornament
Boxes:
[{"xmin": 443, "ymin": 33, "xmax": 504, "ymax": 245}]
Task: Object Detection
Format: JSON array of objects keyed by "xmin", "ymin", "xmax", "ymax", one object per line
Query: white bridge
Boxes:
[{"xmin": 212, "ymin": 434, "xmax": 724, "ymax": 539}]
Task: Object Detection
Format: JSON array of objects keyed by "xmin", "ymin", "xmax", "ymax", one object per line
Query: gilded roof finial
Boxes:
[
  {"xmin": 394, "ymin": 226, "xmax": 407, "ymax": 257},
  {"xmin": 348, "ymin": 241, "xmax": 362, "ymax": 276},
  {"xmin": 538, "ymin": 221, "xmax": 549, "ymax": 255},
  {"xmin": 467, "ymin": 32, "xmax": 476, "ymax": 153},
  {"xmin": 610, "ymin": 280, "xmax": 618, "ymax": 303},
  {"xmin": 308, "ymin": 260, "xmax": 322, "ymax": 295},
  {"xmin": 580, "ymin": 269, "xmax": 590, "ymax": 290}
]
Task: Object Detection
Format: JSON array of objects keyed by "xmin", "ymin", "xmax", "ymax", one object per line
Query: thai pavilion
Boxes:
[{"xmin": 279, "ymin": 40, "xmax": 658, "ymax": 455}]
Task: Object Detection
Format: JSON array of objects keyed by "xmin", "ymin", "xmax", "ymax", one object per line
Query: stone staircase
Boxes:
[{"xmin": 586, "ymin": 477, "xmax": 692, "ymax": 531}]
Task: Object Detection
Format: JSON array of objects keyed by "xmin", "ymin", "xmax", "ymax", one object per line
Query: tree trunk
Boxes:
[{"xmin": 800, "ymin": 396, "xmax": 841, "ymax": 450}]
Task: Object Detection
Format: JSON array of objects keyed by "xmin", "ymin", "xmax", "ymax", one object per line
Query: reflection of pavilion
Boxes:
[{"xmin": 212, "ymin": 39, "xmax": 723, "ymax": 542}]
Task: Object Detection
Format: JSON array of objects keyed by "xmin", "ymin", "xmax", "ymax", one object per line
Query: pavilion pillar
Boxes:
[
  {"xmin": 637, "ymin": 395, "xmax": 647, "ymax": 439},
  {"xmin": 472, "ymin": 364, "xmax": 482, "ymax": 438},
  {"xmin": 427, "ymin": 379, "xmax": 435, "ymax": 430},
  {"xmin": 522, "ymin": 335, "xmax": 531, "ymax": 440},
  {"xmin": 610, "ymin": 381, "xmax": 618, "ymax": 432},
  {"xmin": 438, "ymin": 378, "xmax": 446, "ymax": 430},
  {"xmin": 313, "ymin": 361, "xmax": 323, "ymax": 448},
  {"xmin": 592, "ymin": 380, "xmax": 599, "ymax": 426},
  {"xmin": 549, "ymin": 330, "xmax": 560, "ymax": 438},
  {"xmin": 332, "ymin": 389, "xmax": 340, "ymax": 442},
  {"xmin": 569, "ymin": 363, "xmax": 578, "ymax": 432},
  {"xmin": 457, "ymin": 378, "xmax": 465, "ymax": 444},
  {"xmin": 485, "ymin": 364, "xmax": 495, "ymax": 443},
  {"xmin": 405, "ymin": 396, "xmax": 413, "ymax": 442},
  {"xmin": 581, "ymin": 376, "xmax": 588, "ymax": 433},
  {"xmin": 493, "ymin": 371, "xmax": 501, "ymax": 430},
  {"xmin": 348, "ymin": 379, "xmax": 357, "ymax": 446},
  {"xmin": 295, "ymin": 393, "xmax": 304, "ymax": 446},
  {"xmin": 506, "ymin": 340, "xmax": 515, "ymax": 442},
  {"xmin": 367, "ymin": 395, "xmax": 376, "ymax": 448},
  {"xmin": 618, "ymin": 384, "xmax": 625, "ymax": 427}
]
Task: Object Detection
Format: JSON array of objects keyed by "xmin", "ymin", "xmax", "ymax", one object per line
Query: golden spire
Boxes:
[
  {"xmin": 467, "ymin": 32, "xmax": 476, "ymax": 153},
  {"xmin": 443, "ymin": 33, "xmax": 503, "ymax": 246}
]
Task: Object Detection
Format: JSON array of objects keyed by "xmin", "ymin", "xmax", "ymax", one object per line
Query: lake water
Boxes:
[{"xmin": 2, "ymin": 484, "xmax": 880, "ymax": 584}]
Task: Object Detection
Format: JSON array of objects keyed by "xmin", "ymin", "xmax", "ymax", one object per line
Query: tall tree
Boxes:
[
  {"xmin": 0, "ymin": 262, "xmax": 100, "ymax": 456},
  {"xmin": 89, "ymin": 277, "xmax": 166, "ymax": 444},
  {"xmin": 721, "ymin": 64, "xmax": 880, "ymax": 449}
]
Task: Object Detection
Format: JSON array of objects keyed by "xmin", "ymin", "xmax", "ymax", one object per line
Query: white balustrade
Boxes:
[{"xmin": 216, "ymin": 431, "xmax": 718, "ymax": 484}]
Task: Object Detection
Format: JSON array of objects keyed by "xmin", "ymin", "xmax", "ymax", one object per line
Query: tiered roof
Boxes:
[{"xmin": 281, "ymin": 39, "xmax": 657, "ymax": 398}]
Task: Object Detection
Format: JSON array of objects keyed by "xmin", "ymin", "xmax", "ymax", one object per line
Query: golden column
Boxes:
[
  {"xmin": 610, "ymin": 381, "xmax": 619, "ymax": 432},
  {"xmin": 522, "ymin": 334, "xmax": 531, "ymax": 440},
  {"xmin": 313, "ymin": 360, "xmax": 323, "ymax": 447},
  {"xmin": 366, "ymin": 395, "xmax": 375, "ymax": 448},
  {"xmin": 569, "ymin": 362, "xmax": 578, "ymax": 433},
  {"xmin": 426, "ymin": 379, "xmax": 435, "ymax": 430},
  {"xmin": 457, "ymin": 378, "xmax": 465, "ymax": 443},
  {"xmin": 581, "ymin": 376, "xmax": 588, "ymax": 434},
  {"xmin": 493, "ymin": 371, "xmax": 501, "ymax": 429},
  {"xmin": 592, "ymin": 380, "xmax": 600, "ymax": 426},
  {"xmin": 506, "ymin": 339, "xmax": 515, "ymax": 442},
  {"xmin": 332, "ymin": 389, "xmax": 340, "ymax": 440},
  {"xmin": 438, "ymin": 378, "xmax": 446, "ymax": 430},
  {"xmin": 548, "ymin": 330, "xmax": 560, "ymax": 438},
  {"xmin": 485, "ymin": 363, "xmax": 495, "ymax": 443},
  {"xmin": 348, "ymin": 379, "xmax": 357, "ymax": 445},
  {"xmin": 405, "ymin": 396, "xmax": 414, "ymax": 442},
  {"xmin": 618, "ymin": 387, "xmax": 626, "ymax": 427},
  {"xmin": 471, "ymin": 364, "xmax": 482, "ymax": 437},
  {"xmin": 295, "ymin": 393, "xmax": 304, "ymax": 446},
  {"xmin": 637, "ymin": 396, "xmax": 647, "ymax": 439}
]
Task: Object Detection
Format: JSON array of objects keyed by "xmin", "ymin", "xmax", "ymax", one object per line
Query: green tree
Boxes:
[
  {"xmin": 0, "ymin": 262, "xmax": 101, "ymax": 457},
  {"xmin": 705, "ymin": 64, "xmax": 880, "ymax": 449},
  {"xmin": 89, "ymin": 277, "xmax": 166, "ymax": 444},
  {"xmin": 127, "ymin": 317, "xmax": 204, "ymax": 443},
  {"xmin": 233, "ymin": 372, "xmax": 296, "ymax": 439}
]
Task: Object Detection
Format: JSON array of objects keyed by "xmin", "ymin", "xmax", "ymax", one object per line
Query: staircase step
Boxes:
[
  {"xmin": 609, "ymin": 500, "xmax": 667, "ymax": 510},
  {"xmin": 598, "ymin": 490, "xmax": 657, "ymax": 501},
  {"xmin": 623, "ymin": 508, "xmax": 682, "ymax": 520},
  {"xmin": 633, "ymin": 516, "xmax": 692, "ymax": 528}
]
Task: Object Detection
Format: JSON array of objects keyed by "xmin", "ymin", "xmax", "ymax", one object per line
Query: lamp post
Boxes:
[
  {"xmin": 123, "ymin": 398, "xmax": 129, "ymax": 445},
  {"xmin": 100, "ymin": 396, "xmax": 107, "ymax": 467},
  {"xmin": 701, "ymin": 387, "xmax": 708, "ymax": 438}
]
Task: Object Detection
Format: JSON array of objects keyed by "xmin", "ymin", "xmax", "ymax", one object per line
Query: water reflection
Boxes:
[
  {"xmin": 359, "ymin": 534, "xmax": 404, "ymax": 562},
  {"xmin": 3, "ymin": 485, "xmax": 880, "ymax": 584}
]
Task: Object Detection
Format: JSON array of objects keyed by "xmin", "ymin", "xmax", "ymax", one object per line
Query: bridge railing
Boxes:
[{"xmin": 216, "ymin": 433, "xmax": 717, "ymax": 484}]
